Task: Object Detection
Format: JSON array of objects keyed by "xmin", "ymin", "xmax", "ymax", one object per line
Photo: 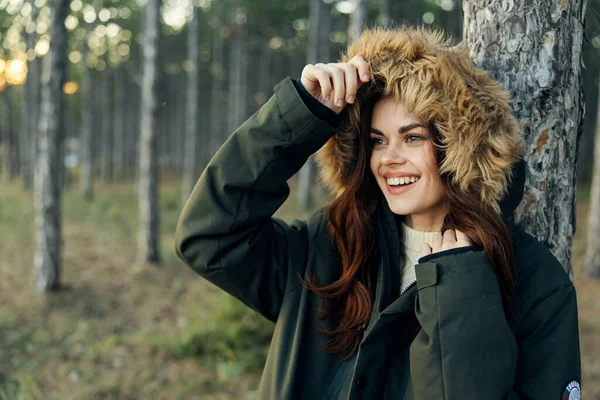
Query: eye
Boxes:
[
  {"xmin": 370, "ymin": 137, "xmax": 387, "ymax": 146},
  {"xmin": 405, "ymin": 134, "xmax": 425, "ymax": 144}
]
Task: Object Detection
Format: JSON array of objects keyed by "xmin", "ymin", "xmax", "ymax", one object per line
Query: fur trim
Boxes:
[{"xmin": 315, "ymin": 27, "xmax": 526, "ymax": 213}]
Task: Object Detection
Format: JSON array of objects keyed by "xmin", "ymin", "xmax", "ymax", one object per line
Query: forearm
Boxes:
[{"xmin": 410, "ymin": 250, "xmax": 518, "ymax": 399}]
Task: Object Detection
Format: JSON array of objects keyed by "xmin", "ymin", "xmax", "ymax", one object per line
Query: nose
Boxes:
[{"xmin": 380, "ymin": 143, "xmax": 407, "ymax": 166}]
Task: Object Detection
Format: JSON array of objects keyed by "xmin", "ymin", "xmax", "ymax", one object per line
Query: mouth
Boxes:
[{"xmin": 384, "ymin": 176, "xmax": 419, "ymax": 194}]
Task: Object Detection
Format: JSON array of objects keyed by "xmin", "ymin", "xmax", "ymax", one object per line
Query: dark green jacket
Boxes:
[{"xmin": 175, "ymin": 78, "xmax": 581, "ymax": 399}]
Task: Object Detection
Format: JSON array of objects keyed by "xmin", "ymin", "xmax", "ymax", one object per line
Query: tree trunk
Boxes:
[
  {"xmin": 34, "ymin": 0, "xmax": 69, "ymax": 293},
  {"xmin": 0, "ymin": 87, "xmax": 20, "ymax": 181},
  {"xmin": 463, "ymin": 0, "xmax": 586, "ymax": 279},
  {"xmin": 23, "ymin": 0, "xmax": 40, "ymax": 191},
  {"xmin": 378, "ymin": 0, "xmax": 394, "ymax": 27},
  {"xmin": 209, "ymin": 3, "xmax": 226, "ymax": 155},
  {"xmin": 227, "ymin": 4, "xmax": 248, "ymax": 137},
  {"xmin": 101, "ymin": 67, "xmax": 114, "ymax": 182},
  {"xmin": 113, "ymin": 66, "xmax": 126, "ymax": 180},
  {"xmin": 80, "ymin": 39, "xmax": 94, "ymax": 199},
  {"xmin": 137, "ymin": 0, "xmax": 161, "ymax": 264},
  {"xmin": 348, "ymin": 0, "xmax": 369, "ymax": 41},
  {"xmin": 297, "ymin": 0, "xmax": 331, "ymax": 211},
  {"xmin": 585, "ymin": 70, "xmax": 600, "ymax": 278},
  {"xmin": 182, "ymin": 3, "xmax": 199, "ymax": 202}
]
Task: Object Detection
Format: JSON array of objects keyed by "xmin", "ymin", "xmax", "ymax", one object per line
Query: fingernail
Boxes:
[
  {"xmin": 346, "ymin": 95, "xmax": 355, "ymax": 104},
  {"xmin": 324, "ymin": 95, "xmax": 330, "ymax": 102},
  {"xmin": 362, "ymin": 73, "xmax": 370, "ymax": 81},
  {"xmin": 336, "ymin": 99, "xmax": 343, "ymax": 107}
]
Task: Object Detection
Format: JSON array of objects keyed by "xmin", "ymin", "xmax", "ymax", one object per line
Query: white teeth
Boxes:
[{"xmin": 386, "ymin": 176, "xmax": 419, "ymax": 186}]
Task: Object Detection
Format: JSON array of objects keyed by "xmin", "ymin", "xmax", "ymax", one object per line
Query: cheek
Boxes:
[{"xmin": 369, "ymin": 152, "xmax": 379, "ymax": 177}]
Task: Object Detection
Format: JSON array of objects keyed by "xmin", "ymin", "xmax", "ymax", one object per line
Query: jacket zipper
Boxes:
[{"xmin": 400, "ymin": 280, "xmax": 417, "ymax": 296}]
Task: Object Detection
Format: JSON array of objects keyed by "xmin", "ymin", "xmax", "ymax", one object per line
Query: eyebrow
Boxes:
[{"xmin": 370, "ymin": 124, "xmax": 428, "ymax": 136}]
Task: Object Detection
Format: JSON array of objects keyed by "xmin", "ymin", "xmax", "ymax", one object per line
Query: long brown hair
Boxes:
[{"xmin": 303, "ymin": 79, "xmax": 516, "ymax": 360}]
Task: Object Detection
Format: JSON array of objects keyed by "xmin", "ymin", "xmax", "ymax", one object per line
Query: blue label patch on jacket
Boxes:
[{"xmin": 562, "ymin": 381, "xmax": 581, "ymax": 400}]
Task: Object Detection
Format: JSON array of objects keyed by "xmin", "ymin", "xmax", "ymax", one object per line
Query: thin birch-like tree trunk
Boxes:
[
  {"xmin": 23, "ymin": 0, "xmax": 40, "ymax": 191},
  {"xmin": 34, "ymin": 0, "xmax": 69, "ymax": 292},
  {"xmin": 182, "ymin": 3, "xmax": 199, "ymax": 202},
  {"xmin": 138, "ymin": 0, "xmax": 161, "ymax": 263},
  {"xmin": 463, "ymin": 0, "xmax": 586, "ymax": 279}
]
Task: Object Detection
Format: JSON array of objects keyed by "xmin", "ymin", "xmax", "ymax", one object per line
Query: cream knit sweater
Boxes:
[{"xmin": 400, "ymin": 222, "xmax": 439, "ymax": 293}]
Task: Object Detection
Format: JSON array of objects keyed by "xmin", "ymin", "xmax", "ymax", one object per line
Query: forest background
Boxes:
[{"xmin": 0, "ymin": 0, "xmax": 599, "ymax": 398}]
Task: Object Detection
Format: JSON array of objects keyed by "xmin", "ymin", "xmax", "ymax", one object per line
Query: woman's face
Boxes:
[{"xmin": 369, "ymin": 96, "xmax": 448, "ymax": 231}]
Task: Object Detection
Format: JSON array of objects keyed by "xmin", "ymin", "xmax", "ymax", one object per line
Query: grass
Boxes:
[{"xmin": 0, "ymin": 177, "xmax": 598, "ymax": 399}]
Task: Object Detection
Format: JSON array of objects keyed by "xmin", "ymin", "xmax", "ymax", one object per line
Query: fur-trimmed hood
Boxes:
[{"xmin": 316, "ymin": 27, "xmax": 526, "ymax": 214}]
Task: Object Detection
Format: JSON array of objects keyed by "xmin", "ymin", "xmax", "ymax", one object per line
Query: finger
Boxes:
[
  {"xmin": 420, "ymin": 243, "xmax": 432, "ymax": 258},
  {"xmin": 455, "ymin": 230, "xmax": 473, "ymax": 247},
  {"xmin": 431, "ymin": 233, "xmax": 442, "ymax": 253},
  {"xmin": 311, "ymin": 64, "xmax": 334, "ymax": 101},
  {"xmin": 324, "ymin": 64, "xmax": 346, "ymax": 108},
  {"xmin": 340, "ymin": 63, "xmax": 358, "ymax": 104},
  {"xmin": 348, "ymin": 55, "xmax": 370, "ymax": 82},
  {"xmin": 442, "ymin": 229, "xmax": 457, "ymax": 250}
]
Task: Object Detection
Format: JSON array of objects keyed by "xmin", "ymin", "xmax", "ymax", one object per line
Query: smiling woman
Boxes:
[{"xmin": 175, "ymin": 26, "xmax": 581, "ymax": 400}]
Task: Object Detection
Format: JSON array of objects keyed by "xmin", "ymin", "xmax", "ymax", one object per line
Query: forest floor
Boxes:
[{"xmin": 0, "ymin": 179, "xmax": 598, "ymax": 399}]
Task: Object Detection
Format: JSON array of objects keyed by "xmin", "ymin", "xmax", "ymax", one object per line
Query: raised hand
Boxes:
[
  {"xmin": 300, "ymin": 55, "xmax": 371, "ymax": 114},
  {"xmin": 419, "ymin": 229, "xmax": 474, "ymax": 258}
]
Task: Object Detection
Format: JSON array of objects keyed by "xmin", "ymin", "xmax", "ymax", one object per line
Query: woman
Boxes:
[{"xmin": 175, "ymin": 27, "xmax": 581, "ymax": 399}]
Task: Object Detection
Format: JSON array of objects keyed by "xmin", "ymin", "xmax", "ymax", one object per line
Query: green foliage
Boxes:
[{"xmin": 162, "ymin": 293, "xmax": 274, "ymax": 373}]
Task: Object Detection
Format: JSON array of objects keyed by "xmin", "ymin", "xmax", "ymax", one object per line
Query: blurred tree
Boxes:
[
  {"xmin": 0, "ymin": 87, "xmax": 20, "ymax": 181},
  {"xmin": 22, "ymin": 0, "xmax": 40, "ymax": 191},
  {"xmin": 34, "ymin": 0, "xmax": 70, "ymax": 292},
  {"xmin": 209, "ymin": 0, "xmax": 227, "ymax": 155},
  {"xmin": 463, "ymin": 0, "xmax": 586, "ymax": 279},
  {"xmin": 138, "ymin": 0, "xmax": 162, "ymax": 264},
  {"xmin": 297, "ymin": 0, "xmax": 332, "ymax": 211},
  {"xmin": 227, "ymin": 0, "xmax": 248, "ymax": 136},
  {"xmin": 378, "ymin": 0, "xmax": 394, "ymax": 27},
  {"xmin": 80, "ymin": 0, "xmax": 100, "ymax": 200},
  {"xmin": 348, "ymin": 0, "xmax": 369, "ymax": 40},
  {"xmin": 182, "ymin": 0, "xmax": 200, "ymax": 202}
]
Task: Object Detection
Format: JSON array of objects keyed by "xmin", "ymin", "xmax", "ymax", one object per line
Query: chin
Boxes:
[{"xmin": 383, "ymin": 197, "xmax": 419, "ymax": 216}]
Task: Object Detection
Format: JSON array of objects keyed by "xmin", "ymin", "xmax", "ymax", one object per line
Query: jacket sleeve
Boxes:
[
  {"xmin": 409, "ymin": 249, "xmax": 581, "ymax": 400},
  {"xmin": 174, "ymin": 77, "xmax": 336, "ymax": 322}
]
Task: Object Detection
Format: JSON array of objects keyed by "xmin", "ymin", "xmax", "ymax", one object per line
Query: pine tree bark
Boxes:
[
  {"xmin": 585, "ymin": 70, "xmax": 600, "ymax": 278},
  {"xmin": 463, "ymin": 0, "xmax": 586, "ymax": 279},
  {"xmin": 182, "ymin": 4, "xmax": 199, "ymax": 202},
  {"xmin": 34, "ymin": 0, "xmax": 69, "ymax": 292},
  {"xmin": 138, "ymin": 0, "xmax": 161, "ymax": 264}
]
